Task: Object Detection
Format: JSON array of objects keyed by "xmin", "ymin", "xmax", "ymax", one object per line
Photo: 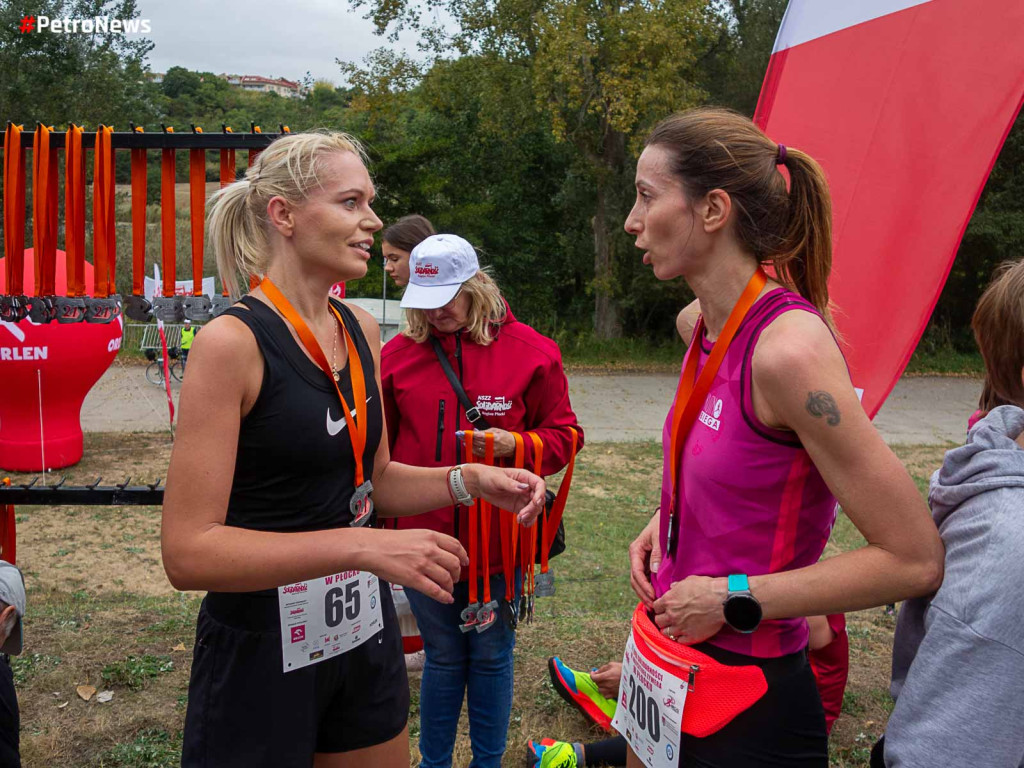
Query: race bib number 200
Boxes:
[
  {"xmin": 611, "ymin": 632, "xmax": 689, "ymax": 768},
  {"xmin": 277, "ymin": 571, "xmax": 382, "ymax": 673}
]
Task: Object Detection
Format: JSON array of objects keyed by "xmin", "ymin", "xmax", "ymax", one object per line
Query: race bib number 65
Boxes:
[
  {"xmin": 611, "ymin": 632, "xmax": 689, "ymax": 768},
  {"xmin": 277, "ymin": 570, "xmax": 382, "ymax": 673}
]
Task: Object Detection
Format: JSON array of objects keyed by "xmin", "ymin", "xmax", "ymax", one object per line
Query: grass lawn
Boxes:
[{"xmin": 3, "ymin": 434, "xmax": 951, "ymax": 766}]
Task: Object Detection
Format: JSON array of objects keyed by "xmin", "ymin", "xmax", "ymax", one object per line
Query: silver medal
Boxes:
[
  {"xmin": 535, "ymin": 570, "xmax": 556, "ymax": 597},
  {"xmin": 459, "ymin": 602, "xmax": 481, "ymax": 633},
  {"xmin": 475, "ymin": 600, "xmax": 499, "ymax": 633},
  {"xmin": 349, "ymin": 481, "xmax": 374, "ymax": 527}
]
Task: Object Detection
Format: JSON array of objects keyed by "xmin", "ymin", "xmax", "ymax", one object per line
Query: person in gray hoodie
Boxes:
[{"xmin": 877, "ymin": 259, "xmax": 1024, "ymax": 768}]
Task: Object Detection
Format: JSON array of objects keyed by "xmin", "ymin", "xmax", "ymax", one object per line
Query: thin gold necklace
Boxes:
[{"xmin": 331, "ymin": 320, "xmax": 340, "ymax": 382}]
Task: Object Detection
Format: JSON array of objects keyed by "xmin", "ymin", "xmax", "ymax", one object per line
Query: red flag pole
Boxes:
[{"xmin": 157, "ymin": 319, "xmax": 175, "ymax": 431}]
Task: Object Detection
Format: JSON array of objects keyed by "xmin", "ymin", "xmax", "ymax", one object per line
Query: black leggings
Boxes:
[
  {"xmin": 613, "ymin": 644, "xmax": 827, "ymax": 768},
  {"xmin": 582, "ymin": 736, "xmax": 628, "ymax": 766}
]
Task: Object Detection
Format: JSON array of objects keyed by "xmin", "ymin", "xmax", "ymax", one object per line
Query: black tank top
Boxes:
[{"xmin": 221, "ymin": 296, "xmax": 383, "ymax": 533}]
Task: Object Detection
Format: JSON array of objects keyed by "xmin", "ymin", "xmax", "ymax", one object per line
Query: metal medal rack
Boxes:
[
  {"xmin": 1, "ymin": 121, "xmax": 290, "ymax": 327},
  {"xmin": 0, "ymin": 477, "xmax": 164, "ymax": 506},
  {"xmin": 1, "ymin": 121, "xmax": 288, "ymax": 510}
]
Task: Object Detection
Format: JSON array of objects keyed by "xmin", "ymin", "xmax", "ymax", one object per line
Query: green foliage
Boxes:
[
  {"xmin": 98, "ymin": 729, "xmax": 182, "ymax": 768},
  {"xmin": 10, "ymin": 652, "xmax": 62, "ymax": 685},
  {"xmin": 0, "ymin": 0, "xmax": 158, "ymax": 126},
  {"xmin": 345, "ymin": 0, "xmax": 721, "ymax": 337},
  {"xmin": 702, "ymin": 0, "xmax": 789, "ymax": 115},
  {"xmin": 904, "ymin": 323, "xmax": 986, "ymax": 375},
  {"xmin": 101, "ymin": 654, "xmax": 174, "ymax": 690},
  {"xmin": 557, "ymin": 330, "xmax": 684, "ymax": 370},
  {"xmin": 930, "ymin": 109, "xmax": 1024, "ymax": 351},
  {"xmin": 1, "ymin": 0, "xmax": 1019, "ymax": 349}
]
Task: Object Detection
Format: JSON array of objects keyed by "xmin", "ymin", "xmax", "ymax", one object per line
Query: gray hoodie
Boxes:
[{"xmin": 885, "ymin": 406, "xmax": 1024, "ymax": 768}]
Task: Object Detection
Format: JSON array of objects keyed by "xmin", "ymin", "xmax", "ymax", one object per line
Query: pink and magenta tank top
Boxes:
[{"xmin": 653, "ymin": 287, "xmax": 840, "ymax": 658}]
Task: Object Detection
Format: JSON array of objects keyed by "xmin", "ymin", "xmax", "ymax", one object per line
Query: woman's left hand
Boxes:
[
  {"xmin": 652, "ymin": 575, "xmax": 729, "ymax": 645},
  {"xmin": 463, "ymin": 463, "xmax": 547, "ymax": 525},
  {"xmin": 456, "ymin": 428, "xmax": 517, "ymax": 458}
]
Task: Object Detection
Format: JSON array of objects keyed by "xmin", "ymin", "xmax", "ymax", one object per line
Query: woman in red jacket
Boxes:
[{"xmin": 382, "ymin": 233, "xmax": 583, "ymax": 768}]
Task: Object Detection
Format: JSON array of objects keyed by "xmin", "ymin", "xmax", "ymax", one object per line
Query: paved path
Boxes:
[
  {"xmin": 81, "ymin": 365, "xmax": 982, "ymax": 446},
  {"xmin": 568, "ymin": 374, "xmax": 982, "ymax": 445}
]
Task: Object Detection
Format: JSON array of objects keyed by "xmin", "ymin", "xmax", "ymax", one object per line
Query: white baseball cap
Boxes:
[
  {"xmin": 400, "ymin": 234, "xmax": 480, "ymax": 310},
  {"xmin": 0, "ymin": 561, "xmax": 25, "ymax": 655}
]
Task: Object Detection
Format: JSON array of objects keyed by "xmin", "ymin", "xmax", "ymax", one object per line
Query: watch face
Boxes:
[{"xmin": 724, "ymin": 594, "xmax": 763, "ymax": 634}]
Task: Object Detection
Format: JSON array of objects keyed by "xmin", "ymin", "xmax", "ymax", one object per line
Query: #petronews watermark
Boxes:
[{"xmin": 19, "ymin": 15, "xmax": 151, "ymax": 34}]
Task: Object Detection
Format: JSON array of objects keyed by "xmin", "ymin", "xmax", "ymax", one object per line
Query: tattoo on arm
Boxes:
[{"xmin": 806, "ymin": 391, "xmax": 841, "ymax": 426}]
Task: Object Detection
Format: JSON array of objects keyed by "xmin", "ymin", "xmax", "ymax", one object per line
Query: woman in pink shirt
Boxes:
[{"xmin": 624, "ymin": 108, "xmax": 943, "ymax": 767}]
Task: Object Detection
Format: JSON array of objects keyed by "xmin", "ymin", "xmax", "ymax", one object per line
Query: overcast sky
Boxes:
[{"xmin": 135, "ymin": 0, "xmax": 428, "ymax": 85}]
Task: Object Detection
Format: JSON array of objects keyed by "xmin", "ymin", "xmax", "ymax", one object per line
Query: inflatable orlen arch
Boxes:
[{"xmin": 0, "ymin": 250, "xmax": 122, "ymax": 471}]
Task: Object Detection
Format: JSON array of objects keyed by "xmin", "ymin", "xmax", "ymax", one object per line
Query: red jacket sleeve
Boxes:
[
  {"xmin": 381, "ymin": 350, "xmax": 400, "ymax": 452},
  {"xmin": 519, "ymin": 344, "xmax": 584, "ymax": 476}
]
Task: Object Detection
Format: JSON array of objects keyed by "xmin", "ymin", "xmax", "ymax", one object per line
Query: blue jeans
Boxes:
[{"xmin": 406, "ymin": 574, "xmax": 517, "ymax": 768}]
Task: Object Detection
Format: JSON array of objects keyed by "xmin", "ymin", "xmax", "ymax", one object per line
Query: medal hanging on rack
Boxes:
[{"xmin": 261, "ymin": 278, "xmax": 375, "ymax": 527}]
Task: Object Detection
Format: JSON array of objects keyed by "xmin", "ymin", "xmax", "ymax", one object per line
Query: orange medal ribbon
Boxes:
[
  {"xmin": 65, "ymin": 125, "xmax": 86, "ymax": 300},
  {"xmin": 463, "ymin": 430, "xmax": 479, "ymax": 608},
  {"xmin": 479, "ymin": 433, "xmax": 495, "ymax": 605},
  {"xmin": 501, "ymin": 432, "xmax": 525, "ymax": 602},
  {"xmin": 130, "ymin": 129, "xmax": 147, "ymax": 298},
  {"xmin": 3, "ymin": 124, "xmax": 26, "ymax": 296},
  {"xmin": 261, "ymin": 278, "xmax": 374, "ymax": 524},
  {"xmin": 665, "ymin": 268, "xmax": 767, "ymax": 554}
]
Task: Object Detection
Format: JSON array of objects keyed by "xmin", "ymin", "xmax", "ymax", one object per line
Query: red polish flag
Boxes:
[{"xmin": 755, "ymin": 0, "xmax": 1024, "ymax": 417}]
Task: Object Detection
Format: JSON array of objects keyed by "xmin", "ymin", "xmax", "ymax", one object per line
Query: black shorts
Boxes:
[
  {"xmin": 0, "ymin": 656, "xmax": 19, "ymax": 768},
  {"xmin": 182, "ymin": 584, "xmax": 408, "ymax": 767},
  {"xmin": 679, "ymin": 643, "xmax": 827, "ymax": 768}
]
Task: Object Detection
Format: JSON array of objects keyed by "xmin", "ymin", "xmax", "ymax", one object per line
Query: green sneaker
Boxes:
[
  {"xmin": 547, "ymin": 656, "xmax": 617, "ymax": 731},
  {"xmin": 526, "ymin": 738, "xmax": 580, "ymax": 768}
]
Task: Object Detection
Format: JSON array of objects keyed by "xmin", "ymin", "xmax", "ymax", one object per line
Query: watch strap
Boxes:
[
  {"xmin": 727, "ymin": 573, "xmax": 750, "ymax": 594},
  {"xmin": 448, "ymin": 465, "xmax": 473, "ymax": 506}
]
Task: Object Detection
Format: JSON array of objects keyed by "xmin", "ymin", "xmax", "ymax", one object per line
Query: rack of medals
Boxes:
[
  {"xmin": 456, "ymin": 428, "xmax": 578, "ymax": 632},
  {"xmin": 1, "ymin": 122, "xmax": 289, "ymax": 326}
]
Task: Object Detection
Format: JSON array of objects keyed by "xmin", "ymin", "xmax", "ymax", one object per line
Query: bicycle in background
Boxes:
[{"xmin": 145, "ymin": 347, "xmax": 184, "ymax": 385}]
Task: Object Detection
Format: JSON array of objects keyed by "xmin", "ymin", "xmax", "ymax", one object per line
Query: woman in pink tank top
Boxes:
[{"xmin": 621, "ymin": 108, "xmax": 944, "ymax": 768}]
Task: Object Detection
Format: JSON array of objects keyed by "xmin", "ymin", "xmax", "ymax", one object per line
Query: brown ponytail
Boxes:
[
  {"xmin": 383, "ymin": 214, "xmax": 435, "ymax": 253},
  {"xmin": 645, "ymin": 107, "xmax": 834, "ymax": 326}
]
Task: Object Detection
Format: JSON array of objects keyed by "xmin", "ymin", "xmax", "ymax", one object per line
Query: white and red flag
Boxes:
[{"xmin": 755, "ymin": 0, "xmax": 1024, "ymax": 417}]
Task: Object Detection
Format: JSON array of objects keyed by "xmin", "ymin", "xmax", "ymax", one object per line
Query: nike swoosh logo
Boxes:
[{"xmin": 327, "ymin": 396, "xmax": 373, "ymax": 437}]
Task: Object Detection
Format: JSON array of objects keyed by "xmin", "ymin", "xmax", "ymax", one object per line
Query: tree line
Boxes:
[{"xmin": 0, "ymin": 0, "xmax": 1020, "ymax": 349}]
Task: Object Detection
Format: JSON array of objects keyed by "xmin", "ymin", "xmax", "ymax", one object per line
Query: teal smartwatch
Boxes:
[{"xmin": 723, "ymin": 574, "xmax": 762, "ymax": 634}]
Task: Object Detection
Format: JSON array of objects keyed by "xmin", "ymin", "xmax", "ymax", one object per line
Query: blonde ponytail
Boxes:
[{"xmin": 207, "ymin": 131, "xmax": 369, "ymax": 299}]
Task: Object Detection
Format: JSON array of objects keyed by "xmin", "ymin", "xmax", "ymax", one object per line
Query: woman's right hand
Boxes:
[
  {"xmin": 591, "ymin": 662, "xmax": 623, "ymax": 700},
  {"xmin": 629, "ymin": 510, "xmax": 662, "ymax": 609},
  {"xmin": 365, "ymin": 529, "xmax": 468, "ymax": 604}
]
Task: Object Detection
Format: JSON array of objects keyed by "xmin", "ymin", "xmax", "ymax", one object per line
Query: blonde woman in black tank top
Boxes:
[{"xmin": 161, "ymin": 132, "xmax": 547, "ymax": 768}]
